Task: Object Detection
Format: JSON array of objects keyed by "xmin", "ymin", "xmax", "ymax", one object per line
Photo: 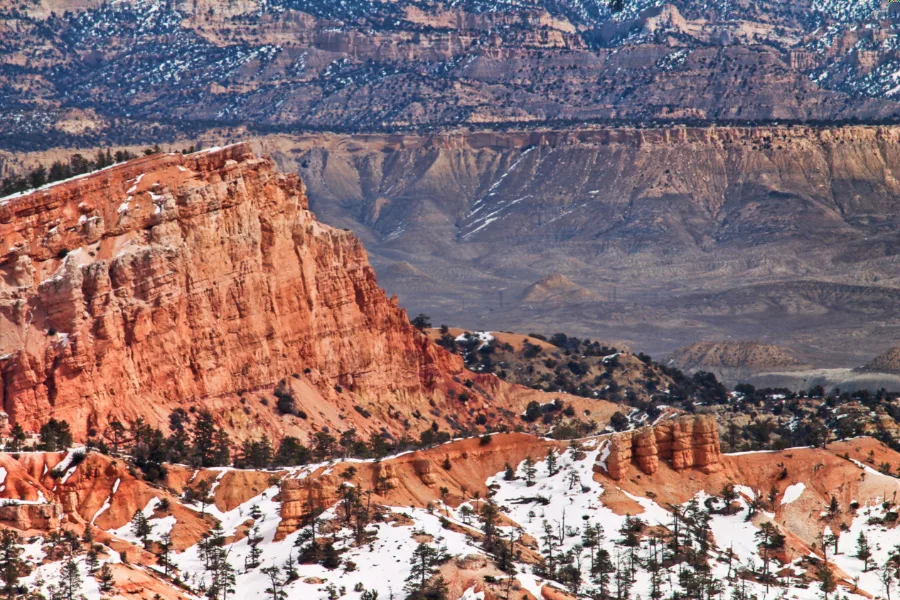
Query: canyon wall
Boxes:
[
  {"xmin": 269, "ymin": 126, "xmax": 900, "ymax": 364},
  {"xmin": 0, "ymin": 145, "xmax": 514, "ymax": 440},
  {"xmin": 603, "ymin": 414, "xmax": 723, "ymax": 480}
]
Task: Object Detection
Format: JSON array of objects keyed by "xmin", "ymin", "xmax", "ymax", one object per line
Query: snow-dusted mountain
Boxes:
[{"xmin": 4, "ymin": 0, "xmax": 900, "ymax": 151}]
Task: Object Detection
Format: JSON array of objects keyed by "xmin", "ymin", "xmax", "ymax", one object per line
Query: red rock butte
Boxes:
[{"xmin": 0, "ymin": 144, "xmax": 539, "ymax": 441}]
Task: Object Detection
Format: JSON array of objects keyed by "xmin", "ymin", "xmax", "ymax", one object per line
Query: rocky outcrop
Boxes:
[
  {"xmin": 518, "ymin": 273, "xmax": 597, "ymax": 304},
  {"xmin": 8, "ymin": 0, "xmax": 900, "ymax": 152},
  {"xmin": 0, "ymin": 502, "xmax": 61, "ymax": 530},
  {"xmin": 0, "ymin": 144, "xmax": 517, "ymax": 440},
  {"xmin": 413, "ymin": 458, "xmax": 438, "ymax": 486},
  {"xmin": 603, "ymin": 414, "xmax": 723, "ymax": 480},
  {"xmin": 274, "ymin": 474, "xmax": 343, "ymax": 541}
]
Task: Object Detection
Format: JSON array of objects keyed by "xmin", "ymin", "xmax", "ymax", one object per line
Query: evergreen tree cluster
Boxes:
[{"xmin": 0, "ymin": 143, "xmax": 204, "ymax": 199}]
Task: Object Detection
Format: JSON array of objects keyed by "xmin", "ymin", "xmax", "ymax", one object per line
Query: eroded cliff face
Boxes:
[
  {"xmin": 0, "ymin": 144, "xmax": 502, "ymax": 439},
  {"xmin": 603, "ymin": 414, "xmax": 723, "ymax": 480}
]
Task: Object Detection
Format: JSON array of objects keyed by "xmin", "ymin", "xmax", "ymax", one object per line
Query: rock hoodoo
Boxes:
[{"xmin": 603, "ymin": 414, "xmax": 723, "ymax": 480}]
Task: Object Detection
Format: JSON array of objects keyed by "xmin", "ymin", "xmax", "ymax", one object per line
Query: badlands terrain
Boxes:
[
  {"xmin": 0, "ymin": 148, "xmax": 896, "ymax": 600},
  {"xmin": 4, "ymin": 1, "xmax": 900, "ymax": 597},
  {"xmin": 4, "ymin": 0, "xmax": 900, "ymax": 370},
  {"xmin": 8, "ymin": 126, "xmax": 900, "ymax": 373}
]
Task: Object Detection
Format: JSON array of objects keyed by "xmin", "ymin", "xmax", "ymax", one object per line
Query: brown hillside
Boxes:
[
  {"xmin": 668, "ymin": 341, "xmax": 807, "ymax": 372},
  {"xmin": 519, "ymin": 273, "xmax": 598, "ymax": 304},
  {"xmin": 859, "ymin": 346, "xmax": 900, "ymax": 374}
]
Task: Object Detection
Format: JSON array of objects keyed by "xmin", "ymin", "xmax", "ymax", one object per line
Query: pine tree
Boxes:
[
  {"xmin": 503, "ymin": 462, "xmax": 516, "ymax": 481},
  {"xmin": 58, "ymin": 560, "xmax": 82, "ymax": 600},
  {"xmin": 824, "ymin": 532, "xmax": 839, "ymax": 555},
  {"xmin": 208, "ymin": 551, "xmax": 236, "ymax": 600},
  {"xmin": 191, "ymin": 479, "xmax": 213, "ymax": 518},
  {"xmin": 131, "ymin": 510, "xmax": 153, "ymax": 548},
  {"xmin": 566, "ymin": 466, "xmax": 581, "ymax": 490},
  {"xmin": 98, "ymin": 563, "xmax": 114, "ymax": 593},
  {"xmin": 320, "ymin": 542, "xmax": 340, "ymax": 569},
  {"xmin": 0, "ymin": 530, "xmax": 23, "ymax": 599},
  {"xmin": 755, "ymin": 522, "xmax": 784, "ymax": 593},
  {"xmin": 405, "ymin": 542, "xmax": 444, "ymax": 600},
  {"xmin": 818, "ymin": 562, "xmax": 837, "ymax": 600},
  {"xmin": 581, "ymin": 522, "xmax": 605, "ymax": 573},
  {"xmin": 546, "ymin": 448, "xmax": 559, "ymax": 476},
  {"xmin": 245, "ymin": 526, "xmax": 263, "ymax": 571},
  {"xmin": 619, "ymin": 515, "xmax": 642, "ymax": 549},
  {"xmin": 667, "ymin": 504, "xmax": 684, "ymax": 559},
  {"xmin": 721, "ymin": 483, "xmax": 738, "ymax": 505},
  {"xmin": 593, "ymin": 548, "xmax": 614, "ymax": 599},
  {"xmin": 880, "ymin": 562, "xmax": 895, "ymax": 600},
  {"xmin": 167, "ymin": 409, "xmax": 192, "ymax": 463},
  {"xmin": 613, "ymin": 553, "xmax": 631, "ymax": 600},
  {"xmin": 295, "ymin": 516, "xmax": 320, "ymax": 563},
  {"xmin": 479, "ymin": 502, "xmax": 499, "ymax": 550},
  {"xmin": 523, "ymin": 456, "xmax": 537, "ymax": 487},
  {"xmin": 262, "ymin": 566, "xmax": 286, "ymax": 600},
  {"xmin": 200, "ymin": 524, "xmax": 226, "ymax": 572},
  {"xmin": 857, "ymin": 531, "xmax": 873, "ymax": 572},
  {"xmin": 158, "ymin": 532, "xmax": 173, "ymax": 577},
  {"xmin": 213, "ymin": 429, "xmax": 231, "ymax": 467},
  {"xmin": 645, "ymin": 535, "xmax": 663, "ymax": 600},
  {"xmin": 85, "ymin": 550, "xmax": 98, "ymax": 574},
  {"xmin": 6, "ymin": 425, "xmax": 25, "ymax": 453},
  {"xmin": 282, "ymin": 549, "xmax": 298, "ymax": 582},
  {"xmin": 191, "ymin": 411, "xmax": 218, "ymax": 467},
  {"xmin": 107, "ymin": 420, "xmax": 126, "ymax": 455},
  {"xmin": 541, "ymin": 520, "xmax": 559, "ymax": 577}
]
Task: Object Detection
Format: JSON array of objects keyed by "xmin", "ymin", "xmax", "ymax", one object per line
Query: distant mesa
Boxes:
[
  {"xmin": 668, "ymin": 341, "xmax": 808, "ymax": 374},
  {"xmin": 858, "ymin": 346, "xmax": 900, "ymax": 375},
  {"xmin": 519, "ymin": 273, "xmax": 598, "ymax": 304}
]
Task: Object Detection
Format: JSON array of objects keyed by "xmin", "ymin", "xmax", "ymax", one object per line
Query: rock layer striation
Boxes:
[
  {"xmin": 0, "ymin": 144, "xmax": 509, "ymax": 439},
  {"xmin": 603, "ymin": 414, "xmax": 723, "ymax": 480}
]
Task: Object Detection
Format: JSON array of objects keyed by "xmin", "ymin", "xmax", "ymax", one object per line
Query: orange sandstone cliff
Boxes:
[{"xmin": 0, "ymin": 144, "xmax": 540, "ymax": 440}]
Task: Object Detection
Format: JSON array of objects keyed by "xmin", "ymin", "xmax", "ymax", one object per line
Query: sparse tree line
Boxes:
[
  {"xmin": 0, "ymin": 143, "xmax": 204, "ymax": 198},
  {"xmin": 420, "ymin": 318, "xmax": 732, "ymax": 434},
  {"xmin": 723, "ymin": 384, "xmax": 900, "ymax": 454},
  {"xmin": 12, "ymin": 404, "xmax": 483, "ymax": 484}
]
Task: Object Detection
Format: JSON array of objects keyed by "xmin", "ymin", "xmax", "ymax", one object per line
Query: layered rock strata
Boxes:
[
  {"xmin": 0, "ymin": 144, "xmax": 503, "ymax": 439},
  {"xmin": 603, "ymin": 414, "xmax": 723, "ymax": 480}
]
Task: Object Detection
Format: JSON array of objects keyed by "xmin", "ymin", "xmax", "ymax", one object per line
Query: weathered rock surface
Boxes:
[
  {"xmin": 0, "ymin": 502, "xmax": 61, "ymax": 530},
  {"xmin": 275, "ymin": 474, "xmax": 343, "ymax": 541},
  {"xmin": 0, "ymin": 144, "xmax": 528, "ymax": 440},
  {"xmin": 603, "ymin": 414, "xmax": 723, "ymax": 480}
]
